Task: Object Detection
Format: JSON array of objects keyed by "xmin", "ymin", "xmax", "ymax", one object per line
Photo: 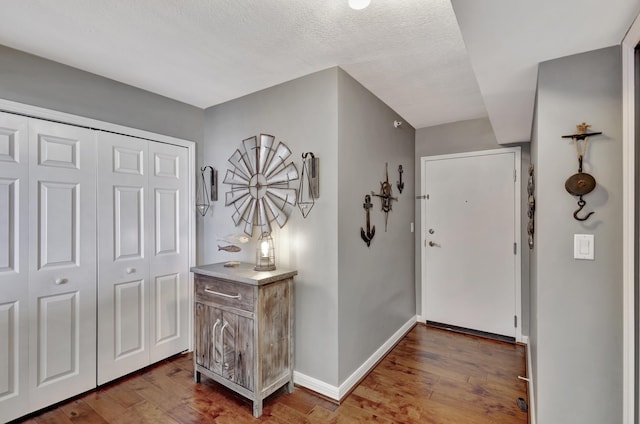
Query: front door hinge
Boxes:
[
  {"xmin": 514, "ymin": 315, "xmax": 518, "ymax": 328},
  {"xmin": 514, "ymin": 169, "xmax": 517, "ymax": 182},
  {"xmin": 513, "ymin": 242, "xmax": 517, "ymax": 255}
]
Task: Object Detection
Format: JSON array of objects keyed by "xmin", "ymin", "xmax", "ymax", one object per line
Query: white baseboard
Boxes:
[
  {"xmin": 293, "ymin": 370, "xmax": 340, "ymax": 400},
  {"xmin": 293, "ymin": 315, "xmax": 418, "ymax": 402},
  {"xmin": 521, "ymin": 335, "xmax": 529, "ymax": 344},
  {"xmin": 525, "ymin": 339, "xmax": 536, "ymax": 424}
]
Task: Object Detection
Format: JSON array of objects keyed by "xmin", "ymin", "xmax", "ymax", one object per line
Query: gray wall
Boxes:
[
  {"xmin": 336, "ymin": 69, "xmax": 416, "ymax": 383},
  {"xmin": 202, "ymin": 68, "xmax": 341, "ymax": 385},
  {"xmin": 201, "ymin": 67, "xmax": 417, "ymax": 388},
  {"xmin": 414, "ymin": 118, "xmax": 530, "ymax": 336},
  {"xmin": 0, "ymin": 44, "xmax": 203, "ymax": 143},
  {"xmin": 531, "ymin": 45, "xmax": 623, "ymax": 423}
]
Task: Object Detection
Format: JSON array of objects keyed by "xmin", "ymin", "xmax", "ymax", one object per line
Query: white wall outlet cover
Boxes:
[{"xmin": 574, "ymin": 234, "xmax": 595, "ymax": 260}]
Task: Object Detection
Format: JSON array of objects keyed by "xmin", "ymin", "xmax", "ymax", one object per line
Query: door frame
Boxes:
[
  {"xmin": 0, "ymin": 98, "xmax": 197, "ymax": 351},
  {"xmin": 420, "ymin": 147, "xmax": 522, "ymax": 343},
  {"xmin": 622, "ymin": 13, "xmax": 640, "ymax": 424}
]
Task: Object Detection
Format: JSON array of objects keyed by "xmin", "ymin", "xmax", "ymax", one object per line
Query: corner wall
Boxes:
[
  {"xmin": 202, "ymin": 68, "xmax": 341, "ymax": 386},
  {"xmin": 336, "ymin": 69, "xmax": 416, "ymax": 384},
  {"xmin": 532, "ymin": 45, "xmax": 623, "ymax": 423}
]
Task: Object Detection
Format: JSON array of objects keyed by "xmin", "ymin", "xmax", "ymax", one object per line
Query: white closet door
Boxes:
[
  {"xmin": 27, "ymin": 119, "xmax": 97, "ymax": 411},
  {"xmin": 97, "ymin": 132, "xmax": 150, "ymax": 384},
  {"xmin": 148, "ymin": 142, "xmax": 189, "ymax": 362},
  {"xmin": 0, "ymin": 112, "xmax": 29, "ymax": 423}
]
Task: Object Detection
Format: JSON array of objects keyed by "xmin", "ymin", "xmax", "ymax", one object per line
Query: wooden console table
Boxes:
[{"xmin": 191, "ymin": 262, "xmax": 296, "ymax": 418}]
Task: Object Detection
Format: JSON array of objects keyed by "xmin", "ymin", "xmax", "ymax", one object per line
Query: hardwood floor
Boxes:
[{"xmin": 16, "ymin": 324, "xmax": 528, "ymax": 423}]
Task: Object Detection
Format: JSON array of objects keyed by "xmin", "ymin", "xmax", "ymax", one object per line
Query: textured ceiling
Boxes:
[
  {"xmin": 0, "ymin": 1, "xmax": 638, "ymax": 137},
  {"xmin": 0, "ymin": 0, "xmax": 485, "ymax": 130}
]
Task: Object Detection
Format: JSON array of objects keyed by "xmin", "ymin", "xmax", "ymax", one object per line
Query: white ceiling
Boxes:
[{"xmin": 0, "ymin": 0, "xmax": 638, "ymax": 141}]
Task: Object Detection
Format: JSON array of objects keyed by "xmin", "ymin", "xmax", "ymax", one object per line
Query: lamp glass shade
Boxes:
[{"xmin": 255, "ymin": 233, "xmax": 275, "ymax": 271}]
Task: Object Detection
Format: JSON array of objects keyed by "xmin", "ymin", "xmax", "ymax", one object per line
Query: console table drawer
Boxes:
[{"xmin": 195, "ymin": 276, "xmax": 254, "ymax": 312}]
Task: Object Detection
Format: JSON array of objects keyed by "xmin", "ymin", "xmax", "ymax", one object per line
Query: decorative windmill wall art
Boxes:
[{"xmin": 223, "ymin": 134, "xmax": 299, "ymax": 237}]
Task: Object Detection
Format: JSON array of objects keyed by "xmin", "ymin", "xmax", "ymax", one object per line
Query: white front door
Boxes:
[
  {"xmin": 27, "ymin": 118, "xmax": 97, "ymax": 410},
  {"xmin": 0, "ymin": 112, "xmax": 29, "ymax": 422},
  {"xmin": 421, "ymin": 148, "xmax": 520, "ymax": 340},
  {"xmin": 97, "ymin": 132, "xmax": 189, "ymax": 384}
]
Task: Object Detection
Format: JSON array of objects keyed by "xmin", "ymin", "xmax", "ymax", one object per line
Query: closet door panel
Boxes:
[
  {"xmin": 148, "ymin": 142, "xmax": 189, "ymax": 362},
  {"xmin": 27, "ymin": 119, "xmax": 96, "ymax": 411},
  {"xmin": 0, "ymin": 112, "xmax": 29, "ymax": 423},
  {"xmin": 97, "ymin": 132, "xmax": 150, "ymax": 385}
]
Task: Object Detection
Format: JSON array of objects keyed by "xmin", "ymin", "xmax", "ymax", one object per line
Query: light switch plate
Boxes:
[{"xmin": 574, "ymin": 234, "xmax": 594, "ymax": 260}]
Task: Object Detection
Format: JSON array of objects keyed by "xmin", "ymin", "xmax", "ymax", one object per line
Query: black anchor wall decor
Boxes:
[
  {"xmin": 561, "ymin": 122, "xmax": 601, "ymax": 222},
  {"xmin": 371, "ymin": 162, "xmax": 398, "ymax": 232},
  {"xmin": 397, "ymin": 165, "xmax": 404, "ymax": 194},
  {"xmin": 360, "ymin": 194, "xmax": 375, "ymax": 247}
]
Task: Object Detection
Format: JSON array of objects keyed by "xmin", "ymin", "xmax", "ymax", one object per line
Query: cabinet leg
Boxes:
[
  {"xmin": 253, "ymin": 400, "xmax": 263, "ymax": 418},
  {"xmin": 286, "ymin": 380, "xmax": 294, "ymax": 394},
  {"xmin": 194, "ymin": 370, "xmax": 201, "ymax": 383}
]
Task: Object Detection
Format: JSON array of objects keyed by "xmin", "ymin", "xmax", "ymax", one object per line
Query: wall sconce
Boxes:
[
  {"xmin": 196, "ymin": 165, "xmax": 217, "ymax": 216},
  {"xmin": 298, "ymin": 152, "xmax": 319, "ymax": 218},
  {"xmin": 255, "ymin": 232, "xmax": 275, "ymax": 271}
]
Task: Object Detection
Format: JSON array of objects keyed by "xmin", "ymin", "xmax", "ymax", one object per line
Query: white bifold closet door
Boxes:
[
  {"xmin": 27, "ymin": 119, "xmax": 97, "ymax": 411},
  {"xmin": 0, "ymin": 112, "xmax": 30, "ymax": 422},
  {"xmin": 97, "ymin": 132, "xmax": 189, "ymax": 385}
]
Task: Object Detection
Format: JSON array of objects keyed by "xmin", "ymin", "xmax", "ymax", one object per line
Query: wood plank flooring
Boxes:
[{"xmin": 15, "ymin": 324, "xmax": 528, "ymax": 423}]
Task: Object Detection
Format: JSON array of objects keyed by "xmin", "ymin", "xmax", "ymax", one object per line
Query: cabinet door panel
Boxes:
[
  {"xmin": 235, "ymin": 315, "xmax": 254, "ymax": 391},
  {"xmin": 0, "ymin": 113, "xmax": 29, "ymax": 423},
  {"xmin": 28, "ymin": 118, "xmax": 96, "ymax": 411},
  {"xmin": 97, "ymin": 132, "xmax": 149, "ymax": 385},
  {"xmin": 194, "ymin": 302, "xmax": 209, "ymax": 370},
  {"xmin": 220, "ymin": 312, "xmax": 237, "ymax": 381}
]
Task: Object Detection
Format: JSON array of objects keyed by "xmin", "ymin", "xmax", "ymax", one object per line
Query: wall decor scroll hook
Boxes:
[{"xmin": 573, "ymin": 196, "xmax": 595, "ymax": 221}]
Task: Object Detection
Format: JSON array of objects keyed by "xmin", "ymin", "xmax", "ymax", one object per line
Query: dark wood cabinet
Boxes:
[{"xmin": 192, "ymin": 263, "xmax": 296, "ymax": 418}]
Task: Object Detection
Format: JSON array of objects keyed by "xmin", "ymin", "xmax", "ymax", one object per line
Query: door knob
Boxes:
[{"xmin": 428, "ymin": 241, "xmax": 440, "ymax": 247}]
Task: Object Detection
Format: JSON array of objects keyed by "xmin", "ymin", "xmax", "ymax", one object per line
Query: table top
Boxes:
[{"xmin": 191, "ymin": 262, "xmax": 297, "ymax": 286}]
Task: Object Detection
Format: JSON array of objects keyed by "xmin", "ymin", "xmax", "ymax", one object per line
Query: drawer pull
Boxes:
[
  {"xmin": 55, "ymin": 278, "xmax": 68, "ymax": 285},
  {"xmin": 205, "ymin": 288, "xmax": 241, "ymax": 300}
]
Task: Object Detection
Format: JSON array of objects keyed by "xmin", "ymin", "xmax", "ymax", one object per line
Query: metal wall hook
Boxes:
[{"xmin": 573, "ymin": 196, "xmax": 595, "ymax": 221}]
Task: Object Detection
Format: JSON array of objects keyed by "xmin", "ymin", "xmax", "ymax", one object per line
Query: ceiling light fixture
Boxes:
[{"xmin": 348, "ymin": 0, "xmax": 370, "ymax": 10}]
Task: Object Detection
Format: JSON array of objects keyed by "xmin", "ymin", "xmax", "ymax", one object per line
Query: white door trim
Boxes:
[
  {"xmin": 420, "ymin": 147, "xmax": 522, "ymax": 342},
  {"xmin": 621, "ymin": 14, "xmax": 639, "ymax": 424},
  {"xmin": 0, "ymin": 98, "xmax": 197, "ymax": 352}
]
